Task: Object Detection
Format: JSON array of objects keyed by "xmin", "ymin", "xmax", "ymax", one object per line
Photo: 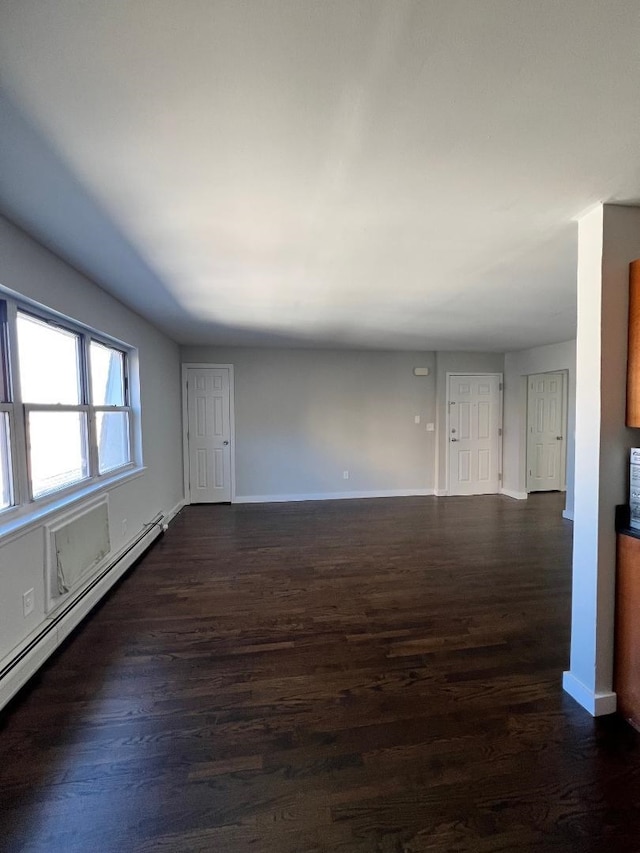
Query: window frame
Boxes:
[
  {"xmin": 0, "ymin": 295, "xmax": 138, "ymax": 520},
  {"xmin": 0, "ymin": 406, "xmax": 15, "ymax": 510},
  {"xmin": 23, "ymin": 405, "xmax": 91, "ymax": 500},
  {"xmin": 88, "ymin": 337, "xmax": 133, "ymax": 476}
]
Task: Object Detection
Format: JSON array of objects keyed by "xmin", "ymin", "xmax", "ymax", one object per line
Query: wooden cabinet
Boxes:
[
  {"xmin": 627, "ymin": 260, "xmax": 640, "ymax": 426},
  {"xmin": 621, "ymin": 260, "xmax": 640, "ymax": 724},
  {"xmin": 615, "ymin": 532, "xmax": 640, "ymax": 730}
]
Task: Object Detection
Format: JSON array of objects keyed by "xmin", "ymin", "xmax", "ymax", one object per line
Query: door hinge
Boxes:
[
  {"xmin": 498, "ymin": 473, "xmax": 502, "ymax": 482},
  {"xmin": 499, "ymin": 382, "xmax": 503, "ymax": 391},
  {"xmin": 498, "ymin": 428, "xmax": 502, "ymax": 437}
]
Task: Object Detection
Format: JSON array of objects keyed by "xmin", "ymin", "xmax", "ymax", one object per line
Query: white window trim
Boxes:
[
  {"xmin": 0, "ymin": 292, "xmax": 142, "ymax": 534},
  {"xmin": 0, "ymin": 466, "xmax": 146, "ymax": 546}
]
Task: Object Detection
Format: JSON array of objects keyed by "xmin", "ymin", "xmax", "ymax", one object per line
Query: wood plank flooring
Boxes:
[{"xmin": 2, "ymin": 493, "xmax": 640, "ymax": 852}]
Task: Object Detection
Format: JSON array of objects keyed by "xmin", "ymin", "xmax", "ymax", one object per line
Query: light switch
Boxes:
[
  {"xmin": 426, "ymin": 423, "xmax": 435, "ymax": 432},
  {"xmin": 414, "ymin": 415, "xmax": 420, "ymax": 424},
  {"xmin": 23, "ymin": 588, "xmax": 34, "ymax": 617}
]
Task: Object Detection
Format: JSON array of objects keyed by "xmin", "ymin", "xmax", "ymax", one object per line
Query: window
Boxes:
[
  {"xmin": 17, "ymin": 312, "xmax": 88, "ymax": 498},
  {"xmin": 0, "ymin": 298, "xmax": 136, "ymax": 515},
  {"xmin": 90, "ymin": 341, "xmax": 131, "ymax": 474}
]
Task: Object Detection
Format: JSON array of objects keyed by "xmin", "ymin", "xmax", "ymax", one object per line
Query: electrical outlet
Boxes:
[
  {"xmin": 426, "ymin": 423, "xmax": 435, "ymax": 432},
  {"xmin": 23, "ymin": 588, "xmax": 34, "ymax": 617},
  {"xmin": 343, "ymin": 470, "xmax": 349, "ymax": 480}
]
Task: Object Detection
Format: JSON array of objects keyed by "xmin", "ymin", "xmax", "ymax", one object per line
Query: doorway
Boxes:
[
  {"xmin": 182, "ymin": 364, "xmax": 235, "ymax": 503},
  {"xmin": 447, "ymin": 373, "xmax": 502, "ymax": 495},
  {"xmin": 526, "ymin": 371, "xmax": 567, "ymax": 493}
]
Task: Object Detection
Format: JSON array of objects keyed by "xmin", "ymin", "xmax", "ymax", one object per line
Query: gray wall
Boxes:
[
  {"xmin": 182, "ymin": 347, "xmax": 437, "ymax": 499},
  {"xmin": 0, "ymin": 215, "xmax": 184, "ymax": 668}
]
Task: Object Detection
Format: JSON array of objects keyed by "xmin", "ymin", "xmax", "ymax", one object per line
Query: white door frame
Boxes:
[
  {"xmin": 445, "ymin": 372, "xmax": 503, "ymax": 496},
  {"xmin": 182, "ymin": 363, "xmax": 236, "ymax": 504},
  {"xmin": 525, "ymin": 370, "xmax": 568, "ymax": 494}
]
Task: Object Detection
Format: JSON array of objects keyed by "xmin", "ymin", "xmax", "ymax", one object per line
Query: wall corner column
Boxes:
[{"xmin": 564, "ymin": 204, "xmax": 640, "ymax": 716}]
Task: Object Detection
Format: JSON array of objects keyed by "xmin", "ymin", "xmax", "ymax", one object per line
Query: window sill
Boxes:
[{"xmin": 0, "ymin": 466, "xmax": 147, "ymax": 546}]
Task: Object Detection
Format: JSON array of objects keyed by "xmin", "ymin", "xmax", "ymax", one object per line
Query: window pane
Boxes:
[
  {"xmin": 17, "ymin": 313, "xmax": 81, "ymax": 404},
  {"xmin": 96, "ymin": 411, "xmax": 130, "ymax": 474},
  {"xmin": 28, "ymin": 411, "xmax": 88, "ymax": 498},
  {"xmin": 90, "ymin": 341, "xmax": 125, "ymax": 406},
  {"xmin": 0, "ymin": 413, "xmax": 13, "ymax": 509}
]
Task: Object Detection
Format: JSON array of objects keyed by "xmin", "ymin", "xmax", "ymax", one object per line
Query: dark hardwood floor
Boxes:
[{"xmin": 1, "ymin": 493, "xmax": 640, "ymax": 852}]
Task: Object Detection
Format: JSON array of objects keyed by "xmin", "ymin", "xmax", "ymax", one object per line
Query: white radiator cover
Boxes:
[{"xmin": 45, "ymin": 496, "xmax": 111, "ymax": 612}]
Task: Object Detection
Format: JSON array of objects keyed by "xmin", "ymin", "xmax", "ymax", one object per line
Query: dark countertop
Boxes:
[{"xmin": 616, "ymin": 505, "xmax": 640, "ymax": 540}]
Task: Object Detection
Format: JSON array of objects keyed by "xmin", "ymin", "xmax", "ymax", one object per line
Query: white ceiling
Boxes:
[{"xmin": 1, "ymin": 1, "xmax": 640, "ymax": 351}]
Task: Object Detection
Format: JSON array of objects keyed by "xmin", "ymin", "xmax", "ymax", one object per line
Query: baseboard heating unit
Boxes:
[{"xmin": 0, "ymin": 507, "xmax": 166, "ymax": 712}]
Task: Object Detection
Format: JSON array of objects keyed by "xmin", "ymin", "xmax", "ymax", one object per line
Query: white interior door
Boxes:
[
  {"xmin": 527, "ymin": 372, "xmax": 565, "ymax": 492},
  {"xmin": 186, "ymin": 367, "xmax": 231, "ymax": 502},
  {"xmin": 448, "ymin": 374, "xmax": 501, "ymax": 496}
]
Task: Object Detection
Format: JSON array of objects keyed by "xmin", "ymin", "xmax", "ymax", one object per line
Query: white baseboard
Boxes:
[
  {"xmin": 562, "ymin": 509, "xmax": 574, "ymax": 521},
  {"xmin": 0, "ymin": 504, "xmax": 180, "ymax": 713},
  {"xmin": 500, "ymin": 488, "xmax": 528, "ymax": 500},
  {"xmin": 562, "ymin": 671, "xmax": 617, "ymax": 716},
  {"xmin": 234, "ymin": 488, "xmax": 435, "ymax": 504},
  {"xmin": 434, "ymin": 489, "xmax": 448, "ymax": 497}
]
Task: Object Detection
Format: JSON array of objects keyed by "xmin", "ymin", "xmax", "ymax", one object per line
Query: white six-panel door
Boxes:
[
  {"xmin": 448, "ymin": 374, "xmax": 501, "ymax": 496},
  {"xmin": 186, "ymin": 367, "xmax": 232, "ymax": 502},
  {"xmin": 526, "ymin": 372, "xmax": 565, "ymax": 492}
]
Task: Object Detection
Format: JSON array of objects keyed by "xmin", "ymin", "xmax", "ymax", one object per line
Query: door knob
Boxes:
[
  {"xmin": 223, "ymin": 440, "xmax": 229, "ymax": 446},
  {"xmin": 556, "ymin": 436, "xmax": 563, "ymax": 441},
  {"xmin": 451, "ymin": 438, "xmax": 458, "ymax": 442}
]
